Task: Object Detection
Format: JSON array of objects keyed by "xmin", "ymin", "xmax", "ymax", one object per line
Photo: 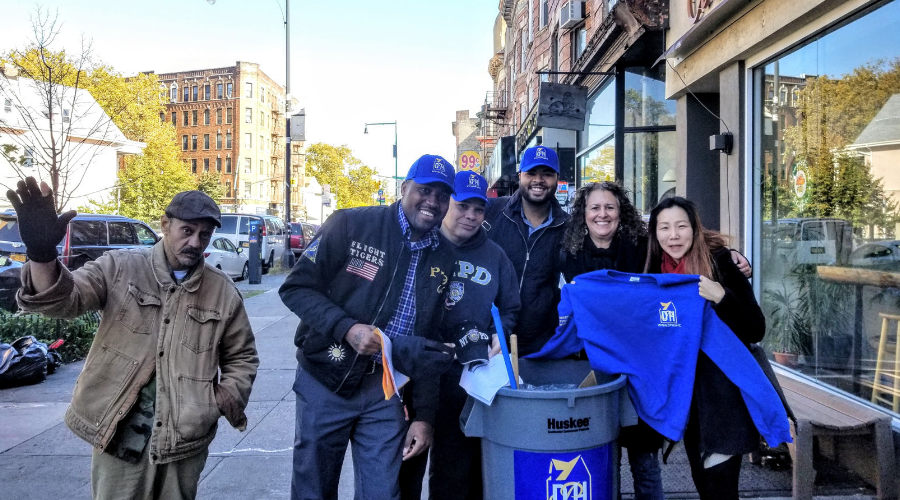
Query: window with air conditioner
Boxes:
[{"xmin": 561, "ymin": 1, "xmax": 585, "ymax": 29}]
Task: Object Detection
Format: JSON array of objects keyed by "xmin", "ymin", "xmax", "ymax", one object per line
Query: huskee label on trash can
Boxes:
[{"xmin": 513, "ymin": 444, "xmax": 614, "ymax": 500}]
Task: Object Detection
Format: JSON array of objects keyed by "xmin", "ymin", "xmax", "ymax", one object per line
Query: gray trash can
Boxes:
[{"xmin": 462, "ymin": 358, "xmax": 630, "ymax": 500}]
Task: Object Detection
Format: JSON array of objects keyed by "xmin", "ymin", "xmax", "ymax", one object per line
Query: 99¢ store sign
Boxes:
[{"xmin": 459, "ymin": 151, "xmax": 482, "ymax": 171}]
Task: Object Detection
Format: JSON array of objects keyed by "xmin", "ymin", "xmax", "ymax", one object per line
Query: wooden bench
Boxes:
[{"xmin": 776, "ymin": 370, "xmax": 898, "ymax": 500}]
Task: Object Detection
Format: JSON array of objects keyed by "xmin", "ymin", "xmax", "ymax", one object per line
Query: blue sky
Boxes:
[{"xmin": 1, "ymin": 0, "xmax": 497, "ymax": 190}]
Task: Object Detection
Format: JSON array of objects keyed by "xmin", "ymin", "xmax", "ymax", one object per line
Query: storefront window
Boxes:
[
  {"xmin": 579, "ymin": 80, "xmax": 615, "ymax": 154},
  {"xmin": 754, "ymin": 0, "xmax": 900, "ymax": 414},
  {"xmin": 578, "ymin": 141, "xmax": 615, "ymax": 186},
  {"xmin": 624, "ymin": 66, "xmax": 675, "ymax": 128},
  {"xmin": 623, "ymin": 131, "xmax": 675, "ymax": 214}
]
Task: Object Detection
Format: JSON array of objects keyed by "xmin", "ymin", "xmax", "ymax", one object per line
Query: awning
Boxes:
[{"xmin": 654, "ymin": 0, "xmax": 752, "ymax": 67}]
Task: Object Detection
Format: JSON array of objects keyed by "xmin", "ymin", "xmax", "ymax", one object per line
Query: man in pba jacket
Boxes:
[{"xmin": 279, "ymin": 154, "xmax": 458, "ymax": 500}]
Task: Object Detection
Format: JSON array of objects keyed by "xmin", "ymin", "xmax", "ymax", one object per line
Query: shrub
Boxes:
[{"xmin": 0, "ymin": 310, "xmax": 101, "ymax": 362}]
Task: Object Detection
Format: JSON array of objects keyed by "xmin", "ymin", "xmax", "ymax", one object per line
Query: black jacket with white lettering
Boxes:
[{"xmin": 279, "ymin": 202, "xmax": 456, "ymax": 424}]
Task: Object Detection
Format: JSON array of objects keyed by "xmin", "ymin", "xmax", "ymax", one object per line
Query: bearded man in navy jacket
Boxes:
[{"xmin": 280, "ymin": 154, "xmax": 458, "ymax": 500}]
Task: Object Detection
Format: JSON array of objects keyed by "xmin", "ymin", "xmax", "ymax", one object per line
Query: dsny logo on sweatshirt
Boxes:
[{"xmin": 658, "ymin": 302, "xmax": 680, "ymax": 327}]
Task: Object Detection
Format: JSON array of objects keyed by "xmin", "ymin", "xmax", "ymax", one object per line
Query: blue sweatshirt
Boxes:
[{"xmin": 527, "ymin": 269, "xmax": 792, "ymax": 447}]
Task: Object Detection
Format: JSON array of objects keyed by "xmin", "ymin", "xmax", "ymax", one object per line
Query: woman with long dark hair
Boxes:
[
  {"xmin": 560, "ymin": 181, "xmax": 663, "ymax": 500},
  {"xmin": 645, "ymin": 196, "xmax": 765, "ymax": 500}
]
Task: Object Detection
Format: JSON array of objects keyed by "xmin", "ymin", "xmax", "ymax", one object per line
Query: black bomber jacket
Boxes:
[{"xmin": 278, "ymin": 202, "xmax": 456, "ymax": 424}]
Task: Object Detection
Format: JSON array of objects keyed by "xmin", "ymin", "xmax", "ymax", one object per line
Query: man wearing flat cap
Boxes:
[
  {"xmin": 280, "ymin": 154, "xmax": 458, "ymax": 500},
  {"xmin": 8, "ymin": 177, "xmax": 258, "ymax": 500}
]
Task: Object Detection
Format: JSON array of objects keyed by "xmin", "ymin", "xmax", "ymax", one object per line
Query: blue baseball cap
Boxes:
[
  {"xmin": 406, "ymin": 154, "xmax": 456, "ymax": 193},
  {"xmin": 519, "ymin": 145, "xmax": 559, "ymax": 173},
  {"xmin": 452, "ymin": 171, "xmax": 488, "ymax": 203}
]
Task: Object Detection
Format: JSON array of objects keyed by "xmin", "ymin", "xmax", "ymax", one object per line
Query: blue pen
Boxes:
[{"xmin": 491, "ymin": 304, "xmax": 518, "ymax": 389}]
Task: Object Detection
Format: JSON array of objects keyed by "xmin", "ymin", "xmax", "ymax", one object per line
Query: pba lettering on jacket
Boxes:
[{"xmin": 429, "ymin": 266, "xmax": 449, "ymax": 294}]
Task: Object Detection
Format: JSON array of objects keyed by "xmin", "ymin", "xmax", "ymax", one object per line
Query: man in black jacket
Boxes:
[
  {"xmin": 399, "ymin": 171, "xmax": 521, "ymax": 500},
  {"xmin": 483, "ymin": 145, "xmax": 570, "ymax": 356},
  {"xmin": 279, "ymin": 154, "xmax": 458, "ymax": 500}
]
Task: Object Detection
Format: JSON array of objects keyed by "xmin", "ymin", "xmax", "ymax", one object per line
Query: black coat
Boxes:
[
  {"xmin": 484, "ymin": 191, "xmax": 569, "ymax": 356},
  {"xmin": 560, "ymin": 233, "xmax": 648, "ymax": 283},
  {"xmin": 649, "ymin": 247, "xmax": 766, "ymax": 455},
  {"xmin": 278, "ymin": 202, "xmax": 457, "ymax": 424}
]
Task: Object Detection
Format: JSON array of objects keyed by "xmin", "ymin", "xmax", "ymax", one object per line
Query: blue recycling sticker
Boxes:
[{"xmin": 513, "ymin": 444, "xmax": 614, "ymax": 500}]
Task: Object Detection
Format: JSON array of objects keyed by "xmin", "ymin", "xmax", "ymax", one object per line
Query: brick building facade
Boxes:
[
  {"xmin": 155, "ymin": 61, "xmax": 304, "ymax": 218},
  {"xmin": 482, "ymin": 0, "xmax": 670, "ymax": 208}
]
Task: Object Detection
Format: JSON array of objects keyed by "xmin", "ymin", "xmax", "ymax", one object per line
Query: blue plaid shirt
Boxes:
[{"xmin": 382, "ymin": 208, "xmax": 440, "ymax": 341}]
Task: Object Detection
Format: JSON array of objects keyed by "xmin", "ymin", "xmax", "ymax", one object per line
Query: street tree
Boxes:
[
  {"xmin": 782, "ymin": 57, "xmax": 900, "ymax": 235},
  {"xmin": 78, "ymin": 131, "xmax": 196, "ymax": 223},
  {"xmin": 0, "ymin": 7, "xmax": 116, "ymax": 213},
  {"xmin": 197, "ymin": 171, "xmax": 226, "ymax": 201},
  {"xmin": 305, "ymin": 143, "xmax": 385, "ymax": 209}
]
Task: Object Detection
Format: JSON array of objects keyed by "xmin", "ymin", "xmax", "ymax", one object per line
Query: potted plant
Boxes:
[{"xmin": 762, "ymin": 283, "xmax": 810, "ymax": 368}]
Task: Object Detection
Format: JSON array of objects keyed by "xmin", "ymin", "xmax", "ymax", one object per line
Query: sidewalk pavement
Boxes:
[{"xmin": 0, "ymin": 271, "xmax": 878, "ymax": 499}]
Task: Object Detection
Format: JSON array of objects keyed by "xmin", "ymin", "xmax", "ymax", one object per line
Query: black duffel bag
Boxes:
[{"xmin": 0, "ymin": 336, "xmax": 49, "ymax": 388}]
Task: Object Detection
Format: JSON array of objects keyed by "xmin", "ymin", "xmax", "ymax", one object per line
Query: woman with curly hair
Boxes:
[
  {"xmin": 559, "ymin": 181, "xmax": 664, "ymax": 500},
  {"xmin": 560, "ymin": 181, "xmax": 649, "ymax": 283}
]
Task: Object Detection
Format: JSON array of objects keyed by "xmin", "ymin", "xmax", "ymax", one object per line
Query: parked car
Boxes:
[
  {"xmin": 216, "ymin": 213, "xmax": 286, "ymax": 273},
  {"xmin": 0, "ymin": 255, "xmax": 23, "ymax": 312},
  {"xmin": 289, "ymin": 222, "xmax": 318, "ymax": 256},
  {"xmin": 763, "ymin": 218, "xmax": 853, "ymax": 266},
  {"xmin": 0, "ymin": 211, "xmax": 159, "ymax": 270},
  {"xmin": 204, "ymin": 236, "xmax": 250, "ymax": 281},
  {"xmin": 849, "ymin": 240, "xmax": 900, "ymax": 271}
]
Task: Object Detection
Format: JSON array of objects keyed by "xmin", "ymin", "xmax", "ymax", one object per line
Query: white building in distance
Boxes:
[{"xmin": 0, "ymin": 65, "xmax": 144, "ymax": 212}]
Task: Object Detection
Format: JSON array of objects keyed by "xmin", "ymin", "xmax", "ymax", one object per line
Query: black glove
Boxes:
[
  {"xmin": 391, "ymin": 336, "xmax": 454, "ymax": 380},
  {"xmin": 6, "ymin": 177, "xmax": 76, "ymax": 263}
]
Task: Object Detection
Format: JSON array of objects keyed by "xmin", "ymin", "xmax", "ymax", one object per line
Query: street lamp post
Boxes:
[
  {"xmin": 208, "ymin": 0, "xmax": 295, "ymax": 268},
  {"xmin": 364, "ymin": 121, "xmax": 398, "ymax": 199}
]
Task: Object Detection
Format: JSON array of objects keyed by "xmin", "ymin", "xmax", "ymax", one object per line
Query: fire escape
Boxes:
[{"xmin": 479, "ymin": 90, "xmax": 507, "ymax": 167}]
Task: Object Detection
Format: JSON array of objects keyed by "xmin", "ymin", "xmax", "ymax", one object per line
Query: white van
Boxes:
[
  {"xmin": 765, "ymin": 218, "xmax": 853, "ymax": 266},
  {"xmin": 217, "ymin": 214, "xmax": 286, "ymax": 273}
]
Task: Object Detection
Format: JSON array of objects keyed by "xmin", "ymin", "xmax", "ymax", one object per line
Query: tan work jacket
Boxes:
[{"xmin": 17, "ymin": 242, "xmax": 258, "ymax": 464}]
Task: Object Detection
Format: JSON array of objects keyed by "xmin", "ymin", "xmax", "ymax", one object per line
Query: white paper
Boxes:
[{"xmin": 459, "ymin": 354, "xmax": 510, "ymax": 405}]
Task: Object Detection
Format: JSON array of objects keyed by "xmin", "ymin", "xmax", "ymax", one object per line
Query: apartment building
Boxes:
[{"xmin": 155, "ymin": 61, "xmax": 304, "ymax": 217}]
